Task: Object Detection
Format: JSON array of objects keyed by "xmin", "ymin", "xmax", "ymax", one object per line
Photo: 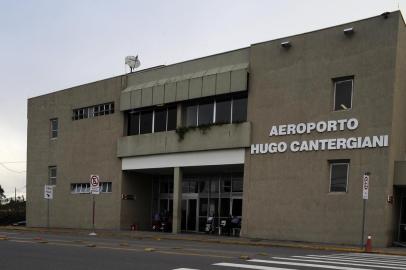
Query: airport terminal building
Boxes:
[{"xmin": 27, "ymin": 11, "xmax": 406, "ymax": 247}]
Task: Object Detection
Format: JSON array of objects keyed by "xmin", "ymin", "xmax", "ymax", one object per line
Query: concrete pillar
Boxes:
[{"xmin": 172, "ymin": 167, "xmax": 183, "ymax": 234}]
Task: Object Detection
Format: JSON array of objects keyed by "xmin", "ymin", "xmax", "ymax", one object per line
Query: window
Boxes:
[
  {"xmin": 100, "ymin": 182, "xmax": 112, "ymax": 193},
  {"xmin": 333, "ymin": 77, "xmax": 353, "ymax": 111},
  {"xmin": 232, "ymin": 97, "xmax": 247, "ymax": 123},
  {"xmin": 232, "ymin": 174, "xmax": 244, "ymax": 192},
  {"xmin": 128, "ymin": 112, "xmax": 140, "ymax": 135},
  {"xmin": 140, "ymin": 111, "xmax": 153, "ymax": 134},
  {"xmin": 167, "ymin": 106, "xmax": 177, "ymax": 131},
  {"xmin": 72, "ymin": 102, "xmax": 114, "ymax": 121},
  {"xmin": 48, "ymin": 166, "xmax": 57, "ymax": 185},
  {"xmin": 127, "ymin": 105, "xmax": 177, "ymax": 135},
  {"xmin": 329, "ymin": 160, "xmax": 349, "ymax": 192},
  {"xmin": 50, "ymin": 118, "xmax": 58, "ymax": 139},
  {"xmin": 184, "ymin": 104, "xmax": 198, "ymax": 127},
  {"xmin": 215, "ymin": 99, "xmax": 231, "ymax": 124},
  {"xmin": 183, "ymin": 94, "xmax": 247, "ymax": 127},
  {"xmin": 154, "ymin": 108, "xmax": 167, "ymax": 133},
  {"xmin": 71, "ymin": 182, "xmax": 112, "ymax": 194},
  {"xmin": 198, "ymin": 101, "xmax": 214, "ymax": 126}
]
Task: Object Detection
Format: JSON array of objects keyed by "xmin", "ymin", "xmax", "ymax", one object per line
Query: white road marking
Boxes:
[
  {"xmin": 213, "ymin": 262, "xmax": 296, "ymax": 270},
  {"xmin": 271, "ymin": 256, "xmax": 406, "ymax": 269},
  {"xmin": 248, "ymin": 259, "xmax": 373, "ymax": 270},
  {"xmin": 333, "ymin": 253, "xmax": 406, "ymax": 260},
  {"xmin": 297, "ymin": 255, "xmax": 406, "ymax": 266},
  {"xmin": 172, "ymin": 268, "xmax": 200, "ymax": 270}
]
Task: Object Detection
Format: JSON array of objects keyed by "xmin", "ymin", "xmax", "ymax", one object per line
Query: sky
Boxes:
[{"xmin": 0, "ymin": 0, "xmax": 404, "ymax": 197}]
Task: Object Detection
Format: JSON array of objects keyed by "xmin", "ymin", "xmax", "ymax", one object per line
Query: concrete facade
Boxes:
[{"xmin": 27, "ymin": 11, "xmax": 406, "ymax": 247}]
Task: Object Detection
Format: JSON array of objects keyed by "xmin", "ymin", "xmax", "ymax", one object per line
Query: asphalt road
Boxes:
[{"xmin": 0, "ymin": 230, "xmax": 405, "ymax": 270}]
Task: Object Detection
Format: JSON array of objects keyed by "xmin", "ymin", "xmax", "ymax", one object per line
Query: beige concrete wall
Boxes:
[
  {"xmin": 242, "ymin": 13, "xmax": 400, "ymax": 246},
  {"xmin": 117, "ymin": 122, "xmax": 251, "ymax": 157},
  {"xmin": 27, "ymin": 76, "xmax": 124, "ymax": 229},
  {"xmin": 389, "ymin": 14, "xmax": 406, "ymax": 242},
  {"xmin": 120, "ymin": 172, "xmax": 153, "ymax": 230}
]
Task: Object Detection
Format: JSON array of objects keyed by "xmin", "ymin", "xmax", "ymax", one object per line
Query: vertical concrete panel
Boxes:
[
  {"xmin": 153, "ymin": 85, "xmax": 165, "ymax": 105},
  {"xmin": 176, "ymin": 80, "xmax": 189, "ymax": 101},
  {"xmin": 202, "ymin": 75, "xmax": 216, "ymax": 97},
  {"xmin": 141, "ymin": 87, "xmax": 153, "ymax": 107},
  {"xmin": 164, "ymin": 83, "xmax": 176, "ymax": 103},
  {"xmin": 189, "ymin": 77, "xmax": 203, "ymax": 99},
  {"xmin": 130, "ymin": 90, "xmax": 142, "ymax": 109},
  {"xmin": 216, "ymin": 72, "xmax": 231, "ymax": 95},
  {"xmin": 120, "ymin": 91, "xmax": 131, "ymax": 111},
  {"xmin": 231, "ymin": 69, "xmax": 248, "ymax": 92}
]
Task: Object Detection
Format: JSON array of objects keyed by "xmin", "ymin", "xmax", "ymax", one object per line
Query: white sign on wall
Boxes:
[
  {"xmin": 362, "ymin": 174, "xmax": 370, "ymax": 200},
  {"xmin": 250, "ymin": 118, "xmax": 389, "ymax": 154},
  {"xmin": 89, "ymin": 175, "xmax": 100, "ymax": 195},
  {"xmin": 44, "ymin": 185, "xmax": 54, "ymax": 200}
]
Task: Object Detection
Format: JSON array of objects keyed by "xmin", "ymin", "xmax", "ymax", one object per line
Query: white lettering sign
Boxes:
[
  {"xmin": 252, "ymin": 118, "xmax": 389, "ymax": 155},
  {"xmin": 44, "ymin": 185, "xmax": 54, "ymax": 200}
]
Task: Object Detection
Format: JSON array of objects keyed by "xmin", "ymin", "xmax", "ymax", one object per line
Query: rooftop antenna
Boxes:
[{"xmin": 125, "ymin": 55, "xmax": 141, "ymax": 73}]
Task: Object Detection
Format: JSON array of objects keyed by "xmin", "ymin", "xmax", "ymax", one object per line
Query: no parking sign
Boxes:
[
  {"xmin": 362, "ymin": 174, "xmax": 369, "ymax": 200},
  {"xmin": 90, "ymin": 175, "xmax": 100, "ymax": 195}
]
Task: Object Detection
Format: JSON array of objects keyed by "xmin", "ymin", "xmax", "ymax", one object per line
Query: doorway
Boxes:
[{"xmin": 181, "ymin": 199, "xmax": 198, "ymax": 231}]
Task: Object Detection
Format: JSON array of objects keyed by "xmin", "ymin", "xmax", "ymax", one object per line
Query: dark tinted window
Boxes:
[
  {"xmin": 216, "ymin": 99, "xmax": 231, "ymax": 124},
  {"xmin": 232, "ymin": 97, "xmax": 247, "ymax": 122},
  {"xmin": 334, "ymin": 79, "xmax": 353, "ymax": 111},
  {"xmin": 184, "ymin": 104, "xmax": 197, "ymax": 127},
  {"xmin": 167, "ymin": 106, "xmax": 177, "ymax": 131},
  {"xmin": 232, "ymin": 199, "xmax": 242, "ymax": 216},
  {"xmin": 232, "ymin": 174, "xmax": 243, "ymax": 192},
  {"xmin": 330, "ymin": 162, "xmax": 349, "ymax": 192},
  {"xmin": 198, "ymin": 102, "xmax": 214, "ymax": 125},
  {"xmin": 154, "ymin": 108, "xmax": 167, "ymax": 133},
  {"xmin": 128, "ymin": 112, "xmax": 139, "ymax": 135},
  {"xmin": 140, "ymin": 111, "xmax": 153, "ymax": 134}
]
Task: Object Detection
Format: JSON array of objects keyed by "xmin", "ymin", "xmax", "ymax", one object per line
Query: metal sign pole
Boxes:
[
  {"xmin": 89, "ymin": 174, "xmax": 99, "ymax": 236},
  {"xmin": 360, "ymin": 173, "xmax": 370, "ymax": 248},
  {"xmin": 360, "ymin": 198, "xmax": 366, "ymax": 248},
  {"xmin": 92, "ymin": 194, "xmax": 95, "ymax": 231},
  {"xmin": 47, "ymin": 199, "xmax": 50, "ymax": 229}
]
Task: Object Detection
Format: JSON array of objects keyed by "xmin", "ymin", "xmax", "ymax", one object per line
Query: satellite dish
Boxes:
[{"xmin": 125, "ymin": 55, "xmax": 141, "ymax": 72}]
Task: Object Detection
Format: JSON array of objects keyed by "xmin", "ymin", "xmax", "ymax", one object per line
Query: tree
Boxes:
[{"xmin": 0, "ymin": 185, "xmax": 5, "ymax": 199}]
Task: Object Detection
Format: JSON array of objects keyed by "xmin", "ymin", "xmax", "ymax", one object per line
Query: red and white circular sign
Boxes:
[{"xmin": 90, "ymin": 175, "xmax": 99, "ymax": 187}]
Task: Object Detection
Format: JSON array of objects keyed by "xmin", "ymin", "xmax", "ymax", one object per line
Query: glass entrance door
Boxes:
[
  {"xmin": 399, "ymin": 196, "xmax": 406, "ymax": 242},
  {"xmin": 181, "ymin": 199, "xmax": 198, "ymax": 232}
]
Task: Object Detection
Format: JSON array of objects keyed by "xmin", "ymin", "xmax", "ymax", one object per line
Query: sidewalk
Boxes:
[{"xmin": 1, "ymin": 226, "xmax": 406, "ymax": 256}]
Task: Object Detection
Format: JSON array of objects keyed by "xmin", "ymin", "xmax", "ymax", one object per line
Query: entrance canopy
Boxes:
[{"xmin": 121, "ymin": 149, "xmax": 245, "ymax": 170}]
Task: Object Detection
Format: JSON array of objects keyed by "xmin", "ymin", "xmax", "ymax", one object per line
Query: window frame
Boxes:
[
  {"xmin": 70, "ymin": 182, "xmax": 112, "ymax": 194},
  {"xmin": 127, "ymin": 105, "xmax": 177, "ymax": 135},
  {"xmin": 329, "ymin": 161, "xmax": 350, "ymax": 193},
  {"xmin": 50, "ymin": 118, "xmax": 58, "ymax": 139},
  {"xmin": 183, "ymin": 94, "xmax": 247, "ymax": 128},
  {"xmin": 333, "ymin": 77, "xmax": 353, "ymax": 111},
  {"xmin": 48, "ymin": 166, "xmax": 57, "ymax": 186},
  {"xmin": 72, "ymin": 102, "xmax": 114, "ymax": 121}
]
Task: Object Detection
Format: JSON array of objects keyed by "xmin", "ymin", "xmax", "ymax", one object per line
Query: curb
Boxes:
[{"xmin": 1, "ymin": 226, "xmax": 405, "ymax": 256}]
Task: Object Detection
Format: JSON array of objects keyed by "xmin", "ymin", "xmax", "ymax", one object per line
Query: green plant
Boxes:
[{"xmin": 175, "ymin": 122, "xmax": 229, "ymax": 141}]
